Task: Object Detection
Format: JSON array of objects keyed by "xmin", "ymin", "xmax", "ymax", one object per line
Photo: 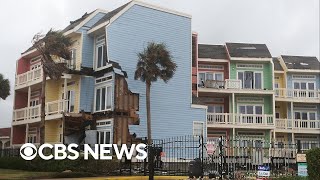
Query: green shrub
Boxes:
[
  {"xmin": 274, "ymin": 176, "xmax": 308, "ymax": 180},
  {"xmin": 51, "ymin": 172, "xmax": 96, "ymax": 178},
  {"xmin": 306, "ymin": 148, "xmax": 320, "ymax": 180},
  {"xmin": 0, "ymin": 156, "xmax": 28, "ymax": 170}
]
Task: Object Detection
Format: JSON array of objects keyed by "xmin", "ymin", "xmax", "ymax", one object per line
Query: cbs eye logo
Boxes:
[{"xmin": 20, "ymin": 143, "xmax": 37, "ymax": 160}]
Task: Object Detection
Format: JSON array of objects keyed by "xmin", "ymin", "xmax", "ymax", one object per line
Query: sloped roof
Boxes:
[
  {"xmin": 226, "ymin": 43, "xmax": 272, "ymax": 58},
  {"xmin": 90, "ymin": 2, "xmax": 131, "ymax": 30},
  {"xmin": 273, "ymin": 57, "xmax": 283, "ymax": 71},
  {"xmin": 0, "ymin": 128, "xmax": 10, "ymax": 137},
  {"xmin": 198, "ymin": 44, "xmax": 228, "ymax": 59},
  {"xmin": 62, "ymin": 11, "xmax": 94, "ymax": 33},
  {"xmin": 281, "ymin": 55, "xmax": 320, "ymax": 70}
]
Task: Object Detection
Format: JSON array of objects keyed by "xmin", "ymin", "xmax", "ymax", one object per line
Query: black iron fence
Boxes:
[{"xmin": 1, "ymin": 136, "xmax": 319, "ymax": 179}]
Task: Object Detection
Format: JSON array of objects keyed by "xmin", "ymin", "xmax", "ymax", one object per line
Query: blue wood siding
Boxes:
[
  {"xmin": 286, "ymin": 73, "xmax": 320, "ymax": 89},
  {"xmin": 80, "ymin": 76, "xmax": 95, "ymax": 112},
  {"xmin": 107, "ymin": 5, "xmax": 206, "ymax": 139},
  {"xmin": 79, "ymin": 12, "xmax": 106, "ymax": 68}
]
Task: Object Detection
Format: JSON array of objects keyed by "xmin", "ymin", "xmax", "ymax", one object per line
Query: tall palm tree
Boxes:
[
  {"xmin": 32, "ymin": 29, "xmax": 72, "ymax": 144},
  {"xmin": 134, "ymin": 42, "xmax": 177, "ymax": 145},
  {"xmin": 0, "ymin": 73, "xmax": 10, "ymax": 100}
]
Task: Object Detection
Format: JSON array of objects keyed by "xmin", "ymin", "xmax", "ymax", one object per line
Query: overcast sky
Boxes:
[{"xmin": 0, "ymin": 0, "xmax": 319, "ymax": 128}]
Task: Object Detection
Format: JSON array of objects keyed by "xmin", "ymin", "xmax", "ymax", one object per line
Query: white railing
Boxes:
[
  {"xmin": 207, "ymin": 113, "xmax": 274, "ymax": 126},
  {"xmin": 275, "ymin": 88, "xmax": 320, "ymax": 99},
  {"xmin": 46, "ymin": 99, "xmax": 68, "ymax": 115},
  {"xmin": 225, "ymin": 79, "xmax": 242, "ymax": 89},
  {"xmin": 12, "ymin": 100, "xmax": 68, "ymax": 124},
  {"xmin": 15, "ymin": 67, "xmax": 43, "ymax": 88},
  {"xmin": 276, "ymin": 119, "xmax": 320, "ymax": 130}
]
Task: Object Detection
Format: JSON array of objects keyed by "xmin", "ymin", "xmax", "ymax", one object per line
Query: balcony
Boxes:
[
  {"xmin": 275, "ymin": 88, "xmax": 320, "ymax": 102},
  {"xmin": 15, "ymin": 67, "xmax": 43, "ymax": 89},
  {"xmin": 207, "ymin": 113, "xmax": 274, "ymax": 128},
  {"xmin": 12, "ymin": 100, "xmax": 69, "ymax": 125},
  {"xmin": 198, "ymin": 79, "xmax": 273, "ymax": 94},
  {"xmin": 276, "ymin": 119, "xmax": 320, "ymax": 133}
]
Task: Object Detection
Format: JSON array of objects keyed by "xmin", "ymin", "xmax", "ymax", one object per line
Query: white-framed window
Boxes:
[
  {"xmin": 67, "ymin": 49, "xmax": 76, "ymax": 69},
  {"xmin": 95, "ymin": 35, "xmax": 107, "ymax": 69},
  {"xmin": 237, "ymin": 64, "xmax": 263, "ymax": 69},
  {"xmin": 237, "ymin": 97, "xmax": 264, "ymax": 103},
  {"xmin": 293, "ymin": 81, "xmax": 315, "ymax": 90},
  {"xmin": 238, "ymin": 104, "xmax": 264, "ymax": 123},
  {"xmin": 62, "ymin": 90, "xmax": 75, "ymax": 112},
  {"xmin": 292, "ymin": 75, "xmax": 316, "ymax": 79},
  {"xmin": 198, "ymin": 72, "xmax": 224, "ymax": 85},
  {"xmin": 96, "ymin": 119, "xmax": 112, "ymax": 127},
  {"xmin": 198, "ymin": 65, "xmax": 224, "ymax": 70},
  {"xmin": 207, "ymin": 104, "xmax": 224, "ymax": 113},
  {"xmin": 95, "ymin": 85, "xmax": 112, "ymax": 112},
  {"xmin": 275, "ymin": 112, "xmax": 280, "ymax": 119},
  {"xmin": 29, "ymin": 98, "xmax": 39, "ymax": 107},
  {"xmin": 27, "ymin": 135, "xmax": 37, "ymax": 143},
  {"xmin": 31, "ymin": 62, "xmax": 41, "ymax": 70},
  {"xmin": 97, "ymin": 130, "xmax": 111, "ymax": 144},
  {"xmin": 294, "ymin": 111, "xmax": 316, "ymax": 120},
  {"xmin": 193, "ymin": 121, "xmax": 204, "ymax": 136},
  {"xmin": 237, "ymin": 71, "xmax": 263, "ymax": 89},
  {"xmin": 95, "ymin": 75, "xmax": 112, "ymax": 84}
]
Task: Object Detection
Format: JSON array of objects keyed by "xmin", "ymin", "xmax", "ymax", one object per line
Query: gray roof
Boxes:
[
  {"xmin": 226, "ymin": 43, "xmax": 272, "ymax": 58},
  {"xmin": 90, "ymin": 2, "xmax": 131, "ymax": 30},
  {"xmin": 198, "ymin": 44, "xmax": 228, "ymax": 59},
  {"xmin": 272, "ymin": 57, "xmax": 283, "ymax": 71},
  {"xmin": 62, "ymin": 11, "xmax": 94, "ymax": 33},
  {"xmin": 281, "ymin": 55, "xmax": 320, "ymax": 70}
]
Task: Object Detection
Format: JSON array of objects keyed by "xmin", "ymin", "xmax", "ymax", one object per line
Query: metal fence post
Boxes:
[{"xmin": 219, "ymin": 136, "xmax": 223, "ymax": 180}]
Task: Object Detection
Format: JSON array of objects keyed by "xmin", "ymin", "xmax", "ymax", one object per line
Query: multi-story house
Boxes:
[
  {"xmin": 11, "ymin": 0, "xmax": 207, "ymax": 147},
  {"xmin": 195, "ymin": 41, "xmax": 275, "ymax": 144},
  {"xmin": 274, "ymin": 55, "xmax": 320, "ymax": 150}
]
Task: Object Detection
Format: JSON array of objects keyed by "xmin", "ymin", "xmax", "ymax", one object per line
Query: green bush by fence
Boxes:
[
  {"xmin": 0, "ymin": 156, "xmax": 120, "ymax": 174},
  {"xmin": 306, "ymin": 148, "xmax": 320, "ymax": 180}
]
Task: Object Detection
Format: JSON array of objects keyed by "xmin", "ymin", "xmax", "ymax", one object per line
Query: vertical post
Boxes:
[
  {"xmin": 219, "ymin": 136, "xmax": 223, "ymax": 180},
  {"xmin": 25, "ymin": 123, "xmax": 29, "ymax": 143},
  {"xmin": 232, "ymin": 93, "xmax": 235, "ymax": 125},
  {"xmin": 297, "ymin": 140, "xmax": 301, "ymax": 153},
  {"xmin": 63, "ymin": 77, "xmax": 67, "ymax": 111},
  {"xmin": 27, "ymin": 86, "xmax": 31, "ymax": 119}
]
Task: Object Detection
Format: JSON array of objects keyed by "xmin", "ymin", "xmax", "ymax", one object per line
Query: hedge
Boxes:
[
  {"xmin": 306, "ymin": 148, "xmax": 320, "ymax": 180},
  {"xmin": 0, "ymin": 156, "xmax": 120, "ymax": 174}
]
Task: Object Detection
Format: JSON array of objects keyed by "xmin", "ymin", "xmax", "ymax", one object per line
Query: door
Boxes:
[{"xmin": 244, "ymin": 71, "xmax": 254, "ymax": 89}]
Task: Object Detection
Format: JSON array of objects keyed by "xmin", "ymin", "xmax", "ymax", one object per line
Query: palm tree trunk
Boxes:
[
  {"xmin": 40, "ymin": 70, "xmax": 46, "ymax": 144},
  {"xmin": 146, "ymin": 81, "xmax": 152, "ymax": 144},
  {"xmin": 146, "ymin": 81, "xmax": 154, "ymax": 180}
]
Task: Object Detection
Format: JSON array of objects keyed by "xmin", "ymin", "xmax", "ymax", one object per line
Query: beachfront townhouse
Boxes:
[
  {"xmin": 11, "ymin": 0, "xmax": 207, "ymax": 147},
  {"xmin": 194, "ymin": 41, "xmax": 276, "ymax": 143},
  {"xmin": 274, "ymin": 55, "xmax": 320, "ymax": 150}
]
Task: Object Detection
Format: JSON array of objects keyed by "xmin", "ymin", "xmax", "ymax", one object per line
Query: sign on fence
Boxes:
[
  {"xmin": 296, "ymin": 154, "xmax": 306, "ymax": 162},
  {"xmin": 207, "ymin": 142, "xmax": 216, "ymax": 155},
  {"xmin": 257, "ymin": 165, "xmax": 270, "ymax": 177},
  {"xmin": 298, "ymin": 163, "xmax": 308, "ymax": 177}
]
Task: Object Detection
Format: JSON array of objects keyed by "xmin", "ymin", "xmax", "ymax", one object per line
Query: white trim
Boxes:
[
  {"xmin": 198, "ymin": 58, "xmax": 228, "ymax": 63},
  {"xmin": 237, "ymin": 70, "xmax": 264, "ymax": 90},
  {"xmin": 237, "ymin": 104, "xmax": 264, "ymax": 115},
  {"xmin": 292, "ymin": 75, "xmax": 316, "ymax": 79},
  {"xmin": 191, "ymin": 104, "xmax": 207, "ymax": 109},
  {"xmin": 96, "ymin": 119, "xmax": 113, "ymax": 127},
  {"xmin": 230, "ymin": 57, "xmax": 272, "ymax": 62},
  {"xmin": 64, "ymin": 9, "xmax": 109, "ymax": 36},
  {"xmin": 288, "ymin": 69, "xmax": 320, "ymax": 73},
  {"xmin": 237, "ymin": 63, "xmax": 263, "ymax": 69},
  {"xmin": 94, "ymin": 83, "xmax": 113, "ymax": 113},
  {"xmin": 237, "ymin": 97, "xmax": 264, "ymax": 103}
]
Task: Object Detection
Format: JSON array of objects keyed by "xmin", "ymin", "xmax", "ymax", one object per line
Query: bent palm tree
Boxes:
[
  {"xmin": 134, "ymin": 42, "xmax": 177, "ymax": 145},
  {"xmin": 0, "ymin": 73, "xmax": 10, "ymax": 100},
  {"xmin": 32, "ymin": 29, "xmax": 72, "ymax": 144}
]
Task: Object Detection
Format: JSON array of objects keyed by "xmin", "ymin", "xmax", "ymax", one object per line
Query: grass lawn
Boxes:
[{"xmin": 0, "ymin": 168, "xmax": 56, "ymax": 179}]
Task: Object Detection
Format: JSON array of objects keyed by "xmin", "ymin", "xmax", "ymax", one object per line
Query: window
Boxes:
[
  {"xmin": 294, "ymin": 111, "xmax": 316, "ymax": 120},
  {"xmin": 275, "ymin": 112, "xmax": 280, "ymax": 119},
  {"xmin": 193, "ymin": 121, "xmax": 204, "ymax": 136},
  {"xmin": 198, "ymin": 65, "xmax": 224, "ymax": 70},
  {"xmin": 67, "ymin": 49, "xmax": 76, "ymax": 69},
  {"xmin": 95, "ymin": 86, "xmax": 112, "ymax": 112},
  {"xmin": 198, "ymin": 72, "xmax": 224, "ymax": 87},
  {"xmin": 238, "ymin": 104, "xmax": 263, "ymax": 123},
  {"xmin": 97, "ymin": 131, "xmax": 111, "ymax": 144},
  {"xmin": 293, "ymin": 81, "xmax": 315, "ymax": 97},
  {"xmin": 62, "ymin": 90, "xmax": 75, "ymax": 112},
  {"xmin": 30, "ymin": 98, "xmax": 39, "ymax": 107},
  {"xmin": 95, "ymin": 35, "xmax": 107, "ymax": 69},
  {"xmin": 27, "ymin": 135, "xmax": 37, "ymax": 143},
  {"xmin": 31, "ymin": 63, "xmax": 41, "ymax": 70},
  {"xmin": 208, "ymin": 104, "xmax": 224, "ymax": 113},
  {"xmin": 238, "ymin": 71, "xmax": 262, "ymax": 89}
]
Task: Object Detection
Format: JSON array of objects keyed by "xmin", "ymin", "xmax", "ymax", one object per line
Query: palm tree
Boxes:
[
  {"xmin": 32, "ymin": 29, "xmax": 72, "ymax": 144},
  {"xmin": 134, "ymin": 42, "xmax": 177, "ymax": 145},
  {"xmin": 0, "ymin": 73, "xmax": 10, "ymax": 100}
]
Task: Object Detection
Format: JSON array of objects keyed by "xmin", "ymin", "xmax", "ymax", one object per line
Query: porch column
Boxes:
[
  {"xmin": 1, "ymin": 140, "xmax": 5, "ymax": 150},
  {"xmin": 290, "ymin": 102, "xmax": 294, "ymax": 122},
  {"xmin": 63, "ymin": 77, "xmax": 67, "ymax": 111},
  {"xmin": 273, "ymin": 130, "xmax": 276, "ymax": 141},
  {"xmin": 27, "ymin": 86, "xmax": 31, "ymax": 120},
  {"xmin": 292, "ymin": 133, "xmax": 295, "ymax": 144},
  {"xmin": 25, "ymin": 124, "xmax": 29, "ymax": 143},
  {"xmin": 232, "ymin": 93, "xmax": 235, "ymax": 125}
]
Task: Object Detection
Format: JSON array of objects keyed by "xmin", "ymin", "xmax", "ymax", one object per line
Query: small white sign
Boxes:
[{"xmin": 258, "ymin": 171, "xmax": 270, "ymax": 177}]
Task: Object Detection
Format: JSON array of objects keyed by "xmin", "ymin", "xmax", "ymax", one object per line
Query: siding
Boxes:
[
  {"xmin": 79, "ymin": 76, "xmax": 95, "ymax": 112},
  {"xmin": 287, "ymin": 73, "xmax": 320, "ymax": 89},
  {"xmin": 70, "ymin": 34, "xmax": 82, "ymax": 71},
  {"xmin": 79, "ymin": 12, "xmax": 106, "ymax": 68},
  {"xmin": 107, "ymin": 5, "xmax": 206, "ymax": 139},
  {"xmin": 45, "ymin": 120, "xmax": 62, "ymax": 143}
]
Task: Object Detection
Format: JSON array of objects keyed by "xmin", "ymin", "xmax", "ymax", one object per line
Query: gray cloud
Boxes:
[{"xmin": 0, "ymin": 0, "xmax": 318, "ymax": 128}]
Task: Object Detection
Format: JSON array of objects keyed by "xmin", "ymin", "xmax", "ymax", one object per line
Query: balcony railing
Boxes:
[
  {"xmin": 276, "ymin": 118, "xmax": 320, "ymax": 130},
  {"xmin": 207, "ymin": 113, "xmax": 274, "ymax": 126},
  {"xmin": 15, "ymin": 67, "xmax": 43, "ymax": 88},
  {"xmin": 275, "ymin": 88, "xmax": 320, "ymax": 99},
  {"xmin": 12, "ymin": 100, "xmax": 68, "ymax": 125},
  {"xmin": 202, "ymin": 79, "xmax": 242, "ymax": 89}
]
